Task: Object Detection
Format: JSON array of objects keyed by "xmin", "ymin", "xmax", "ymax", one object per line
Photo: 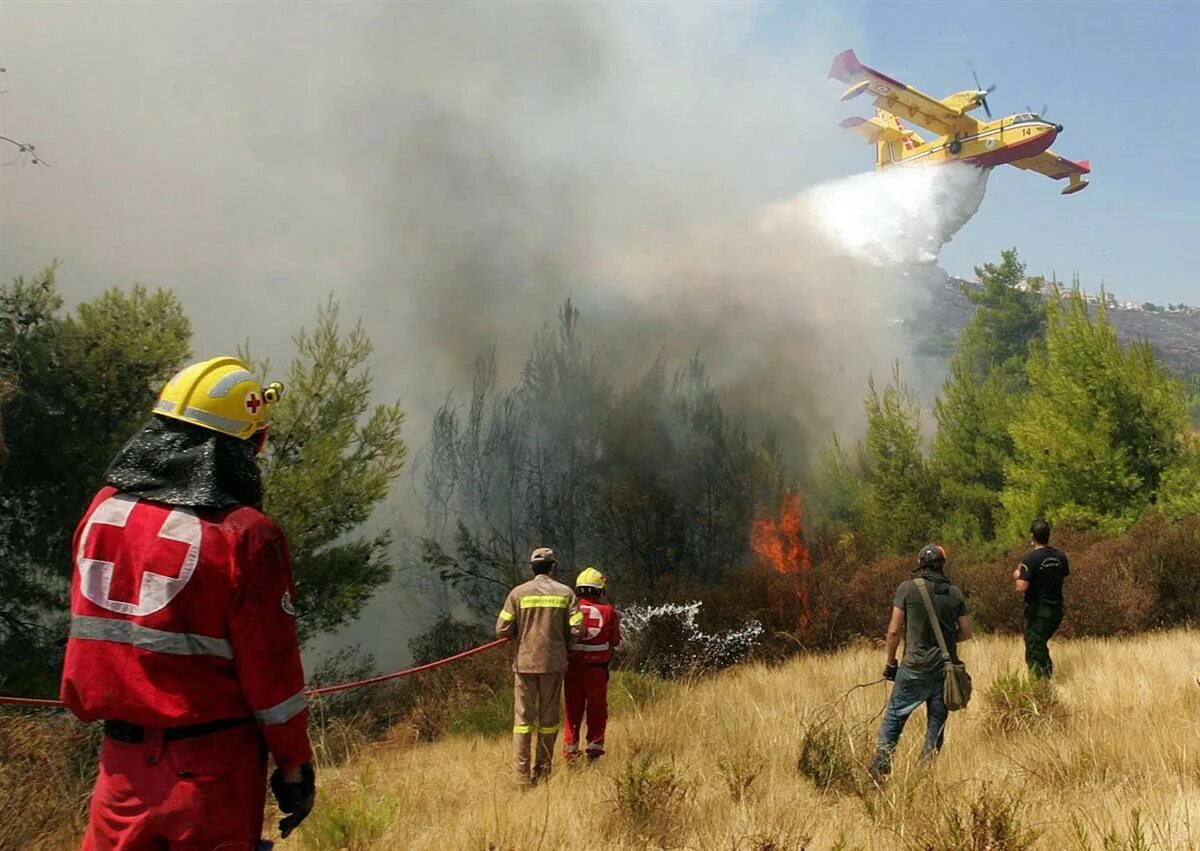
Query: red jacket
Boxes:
[
  {"xmin": 568, "ymin": 597, "xmax": 620, "ymax": 666},
  {"xmin": 60, "ymin": 486, "xmax": 312, "ymax": 771}
]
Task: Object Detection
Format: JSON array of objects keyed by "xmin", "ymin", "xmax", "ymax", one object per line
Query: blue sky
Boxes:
[
  {"xmin": 1, "ymin": 2, "xmax": 1194, "ymax": 317},
  {"xmin": 764, "ymin": 1, "xmax": 1198, "ymax": 304}
]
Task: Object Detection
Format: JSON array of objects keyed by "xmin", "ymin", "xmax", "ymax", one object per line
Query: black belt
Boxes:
[{"xmin": 103, "ymin": 717, "xmax": 254, "ymax": 744}]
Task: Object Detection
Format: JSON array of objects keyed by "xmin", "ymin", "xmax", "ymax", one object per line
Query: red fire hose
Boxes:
[
  {"xmin": 306, "ymin": 637, "xmax": 510, "ymax": 697},
  {"xmin": 0, "ymin": 637, "xmax": 510, "ymax": 709}
]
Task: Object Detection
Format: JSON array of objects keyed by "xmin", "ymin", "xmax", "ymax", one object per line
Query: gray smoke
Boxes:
[{"xmin": 1, "ymin": 4, "xmax": 988, "ymax": 664}]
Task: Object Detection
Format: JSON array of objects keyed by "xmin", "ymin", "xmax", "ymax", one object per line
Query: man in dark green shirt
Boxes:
[
  {"xmin": 871, "ymin": 544, "xmax": 973, "ymax": 778},
  {"xmin": 1013, "ymin": 518, "xmax": 1069, "ymax": 678}
]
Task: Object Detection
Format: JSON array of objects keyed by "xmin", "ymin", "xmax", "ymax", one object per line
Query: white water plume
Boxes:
[
  {"xmin": 764, "ymin": 163, "xmax": 991, "ymax": 266},
  {"xmin": 607, "ymin": 162, "xmax": 991, "ymax": 447},
  {"xmin": 621, "ymin": 602, "xmax": 764, "ymax": 678}
]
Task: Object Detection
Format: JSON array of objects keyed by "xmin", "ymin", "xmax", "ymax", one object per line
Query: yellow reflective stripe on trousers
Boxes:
[
  {"xmin": 498, "ymin": 610, "xmax": 515, "ymax": 622},
  {"xmin": 513, "ymin": 724, "xmax": 534, "ymax": 734},
  {"xmin": 539, "ymin": 724, "xmax": 560, "ymax": 734},
  {"xmin": 519, "ymin": 595, "xmax": 568, "ymax": 609},
  {"xmin": 569, "ymin": 611, "xmax": 584, "ymax": 625}
]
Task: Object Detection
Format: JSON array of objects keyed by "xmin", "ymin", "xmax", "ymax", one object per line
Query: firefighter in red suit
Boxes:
[
  {"xmin": 60, "ymin": 357, "xmax": 316, "ymax": 850},
  {"xmin": 563, "ymin": 567, "xmax": 620, "ymax": 762}
]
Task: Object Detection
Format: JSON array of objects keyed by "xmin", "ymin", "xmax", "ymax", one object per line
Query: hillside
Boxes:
[
  {"xmin": 284, "ymin": 631, "xmax": 1200, "ymax": 850},
  {"xmin": 919, "ymin": 277, "xmax": 1200, "ymax": 375}
]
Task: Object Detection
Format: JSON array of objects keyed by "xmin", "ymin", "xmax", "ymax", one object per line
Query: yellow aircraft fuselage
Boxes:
[
  {"xmin": 876, "ymin": 112, "xmax": 1060, "ymax": 171},
  {"xmin": 830, "ymin": 50, "xmax": 1091, "ymax": 195}
]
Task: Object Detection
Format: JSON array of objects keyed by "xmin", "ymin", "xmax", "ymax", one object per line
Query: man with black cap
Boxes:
[
  {"xmin": 1014, "ymin": 518, "xmax": 1070, "ymax": 678},
  {"xmin": 871, "ymin": 544, "xmax": 973, "ymax": 778},
  {"xmin": 496, "ymin": 547, "xmax": 583, "ymax": 786},
  {"xmin": 60, "ymin": 357, "xmax": 315, "ymax": 849}
]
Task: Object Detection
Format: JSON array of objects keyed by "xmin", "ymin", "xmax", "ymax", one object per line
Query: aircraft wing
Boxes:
[
  {"xmin": 1011, "ymin": 150, "xmax": 1091, "ymax": 194},
  {"xmin": 829, "ymin": 49, "xmax": 977, "ymax": 136}
]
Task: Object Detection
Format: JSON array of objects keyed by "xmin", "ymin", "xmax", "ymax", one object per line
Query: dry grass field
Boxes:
[
  {"xmin": 286, "ymin": 631, "xmax": 1200, "ymax": 850},
  {"xmin": 8, "ymin": 631, "xmax": 1200, "ymax": 850}
]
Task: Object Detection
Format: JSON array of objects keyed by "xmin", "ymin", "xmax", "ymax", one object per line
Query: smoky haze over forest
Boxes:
[{"xmin": 2, "ymin": 4, "xmax": 986, "ymax": 663}]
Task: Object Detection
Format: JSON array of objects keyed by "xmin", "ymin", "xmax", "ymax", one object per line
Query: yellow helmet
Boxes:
[
  {"xmin": 154, "ymin": 357, "xmax": 283, "ymax": 441},
  {"xmin": 575, "ymin": 567, "xmax": 606, "ymax": 591}
]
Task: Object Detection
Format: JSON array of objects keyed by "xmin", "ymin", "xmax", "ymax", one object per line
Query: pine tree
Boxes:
[
  {"xmin": 1001, "ymin": 287, "xmax": 1187, "ymax": 532},
  {"xmin": 861, "ymin": 363, "xmax": 939, "ymax": 554},
  {"xmin": 810, "ymin": 434, "xmax": 865, "ymax": 537},
  {"xmin": 930, "ymin": 249, "xmax": 1045, "ymax": 542},
  {"xmin": 254, "ymin": 299, "xmax": 407, "ymax": 640},
  {"xmin": 954, "ymin": 249, "xmax": 1044, "ymax": 384},
  {"xmin": 0, "ymin": 266, "xmax": 192, "ymax": 693},
  {"xmin": 931, "ymin": 365, "xmax": 1017, "ymax": 541},
  {"xmin": 1159, "ymin": 435, "xmax": 1200, "ymax": 521}
]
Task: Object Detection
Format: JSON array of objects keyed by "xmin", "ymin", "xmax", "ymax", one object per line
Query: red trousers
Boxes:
[
  {"xmin": 563, "ymin": 663, "xmax": 608, "ymax": 759},
  {"xmin": 82, "ymin": 723, "xmax": 267, "ymax": 851}
]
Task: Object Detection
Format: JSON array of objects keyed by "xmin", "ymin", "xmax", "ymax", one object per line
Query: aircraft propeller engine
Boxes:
[{"xmin": 972, "ymin": 69, "xmax": 997, "ymax": 118}]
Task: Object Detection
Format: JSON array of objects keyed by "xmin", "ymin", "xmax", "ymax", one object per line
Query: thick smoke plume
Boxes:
[
  {"xmin": 1, "ymin": 4, "xmax": 989, "ymax": 662},
  {"xmin": 1, "ymin": 4, "xmax": 987, "ymax": 445},
  {"xmin": 597, "ymin": 162, "xmax": 988, "ymax": 454}
]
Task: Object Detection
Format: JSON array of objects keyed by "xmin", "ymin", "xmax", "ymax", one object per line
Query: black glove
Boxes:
[
  {"xmin": 270, "ymin": 762, "xmax": 315, "ymax": 839},
  {"xmin": 883, "ymin": 660, "xmax": 898, "ymax": 682}
]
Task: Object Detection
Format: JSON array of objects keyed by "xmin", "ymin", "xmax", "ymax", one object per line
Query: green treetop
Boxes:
[
  {"xmin": 930, "ymin": 249, "xmax": 1046, "ymax": 543},
  {"xmin": 1002, "ymin": 287, "xmax": 1187, "ymax": 533},
  {"xmin": 861, "ymin": 363, "xmax": 939, "ymax": 555},
  {"xmin": 254, "ymin": 299, "xmax": 407, "ymax": 640}
]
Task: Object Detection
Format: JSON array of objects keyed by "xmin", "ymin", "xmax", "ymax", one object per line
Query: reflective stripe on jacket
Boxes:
[
  {"xmin": 495, "ymin": 574, "xmax": 583, "ymax": 673},
  {"xmin": 60, "ymin": 486, "xmax": 312, "ymax": 772}
]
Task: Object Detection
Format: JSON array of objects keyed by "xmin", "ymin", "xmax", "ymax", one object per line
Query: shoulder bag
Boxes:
[{"xmin": 914, "ymin": 578, "xmax": 972, "ymax": 711}]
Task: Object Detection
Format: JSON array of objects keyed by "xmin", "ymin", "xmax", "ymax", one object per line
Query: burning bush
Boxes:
[{"xmin": 750, "ymin": 492, "xmax": 814, "ymax": 633}]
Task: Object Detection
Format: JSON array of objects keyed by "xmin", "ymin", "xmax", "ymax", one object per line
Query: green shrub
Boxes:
[
  {"xmin": 1071, "ymin": 809, "xmax": 1153, "ymax": 851},
  {"xmin": 608, "ymin": 670, "xmax": 673, "ymax": 715},
  {"xmin": 717, "ymin": 756, "xmax": 762, "ymax": 803},
  {"xmin": 448, "ymin": 686, "xmax": 513, "ymax": 737},
  {"xmin": 611, "ymin": 750, "xmax": 690, "ymax": 843},
  {"xmin": 408, "ymin": 614, "xmax": 490, "ymax": 666},
  {"xmin": 295, "ymin": 765, "xmax": 400, "ymax": 851},
  {"xmin": 922, "ymin": 783, "xmax": 1041, "ymax": 850},
  {"xmin": 446, "ymin": 671, "xmax": 672, "ymax": 738},
  {"xmin": 796, "ymin": 721, "xmax": 866, "ymax": 796},
  {"xmin": 985, "ymin": 671, "xmax": 1063, "ymax": 733}
]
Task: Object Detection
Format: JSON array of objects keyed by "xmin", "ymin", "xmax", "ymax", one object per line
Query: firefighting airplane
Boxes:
[{"xmin": 829, "ymin": 49, "xmax": 1090, "ymax": 195}]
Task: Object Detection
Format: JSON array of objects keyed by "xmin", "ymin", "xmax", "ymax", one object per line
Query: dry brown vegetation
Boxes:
[
  {"xmin": 288, "ymin": 631, "xmax": 1200, "ymax": 850},
  {"xmin": 0, "ymin": 711, "xmax": 98, "ymax": 850},
  {"xmin": 8, "ymin": 631, "xmax": 1200, "ymax": 849}
]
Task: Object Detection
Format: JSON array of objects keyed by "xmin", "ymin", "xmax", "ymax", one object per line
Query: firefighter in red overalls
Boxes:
[
  {"xmin": 563, "ymin": 567, "xmax": 621, "ymax": 763},
  {"xmin": 60, "ymin": 357, "xmax": 316, "ymax": 850}
]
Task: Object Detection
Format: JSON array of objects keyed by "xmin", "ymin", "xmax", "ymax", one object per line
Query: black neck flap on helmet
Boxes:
[{"xmin": 104, "ymin": 415, "xmax": 263, "ymax": 510}]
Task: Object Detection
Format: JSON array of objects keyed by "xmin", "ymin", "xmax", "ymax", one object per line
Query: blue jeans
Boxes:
[{"xmin": 871, "ymin": 667, "xmax": 947, "ymax": 775}]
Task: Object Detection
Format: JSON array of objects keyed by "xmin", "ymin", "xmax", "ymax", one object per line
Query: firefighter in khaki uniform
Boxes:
[{"xmin": 496, "ymin": 547, "xmax": 583, "ymax": 786}]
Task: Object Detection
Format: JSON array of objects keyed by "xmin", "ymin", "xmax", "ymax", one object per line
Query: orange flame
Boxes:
[{"xmin": 750, "ymin": 492, "xmax": 813, "ymax": 628}]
